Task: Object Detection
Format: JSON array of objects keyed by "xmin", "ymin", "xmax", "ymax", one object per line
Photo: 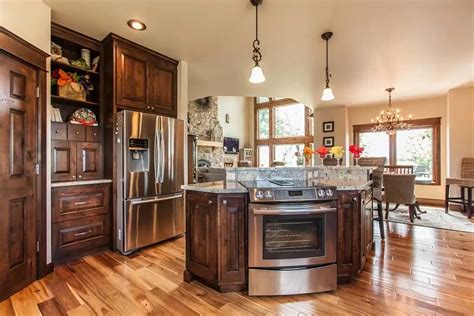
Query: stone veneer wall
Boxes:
[{"xmin": 188, "ymin": 97, "xmax": 224, "ymax": 167}]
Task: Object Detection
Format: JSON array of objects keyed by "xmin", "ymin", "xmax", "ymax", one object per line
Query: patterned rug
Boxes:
[{"xmin": 374, "ymin": 205, "xmax": 474, "ymax": 233}]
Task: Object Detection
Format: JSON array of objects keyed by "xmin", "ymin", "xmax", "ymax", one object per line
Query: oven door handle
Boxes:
[{"xmin": 251, "ymin": 208, "xmax": 336, "ymax": 215}]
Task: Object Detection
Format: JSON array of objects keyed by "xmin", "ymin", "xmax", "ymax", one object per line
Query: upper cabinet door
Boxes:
[
  {"xmin": 115, "ymin": 43, "xmax": 148, "ymax": 110},
  {"xmin": 148, "ymin": 57, "xmax": 177, "ymax": 117}
]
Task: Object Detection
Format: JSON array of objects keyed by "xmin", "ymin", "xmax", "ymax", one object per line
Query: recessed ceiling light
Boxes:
[{"xmin": 127, "ymin": 19, "xmax": 146, "ymax": 31}]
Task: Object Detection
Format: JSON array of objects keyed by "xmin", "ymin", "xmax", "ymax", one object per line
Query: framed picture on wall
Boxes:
[
  {"xmin": 323, "ymin": 136, "xmax": 334, "ymax": 147},
  {"xmin": 323, "ymin": 121, "xmax": 334, "ymax": 133}
]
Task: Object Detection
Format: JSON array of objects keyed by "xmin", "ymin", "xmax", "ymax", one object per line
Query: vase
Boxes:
[{"xmin": 354, "ymin": 157, "xmax": 360, "ymax": 167}]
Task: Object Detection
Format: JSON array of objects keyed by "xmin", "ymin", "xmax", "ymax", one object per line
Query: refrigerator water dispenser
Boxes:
[{"xmin": 128, "ymin": 138, "xmax": 149, "ymax": 172}]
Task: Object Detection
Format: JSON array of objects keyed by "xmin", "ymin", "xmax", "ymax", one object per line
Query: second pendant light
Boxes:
[{"xmin": 321, "ymin": 31, "xmax": 335, "ymax": 101}]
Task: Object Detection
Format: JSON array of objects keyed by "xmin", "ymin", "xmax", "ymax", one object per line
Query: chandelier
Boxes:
[{"xmin": 371, "ymin": 87, "xmax": 412, "ymax": 135}]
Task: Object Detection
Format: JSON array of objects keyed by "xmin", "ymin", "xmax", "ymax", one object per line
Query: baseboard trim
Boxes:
[{"xmin": 417, "ymin": 198, "xmax": 444, "ymax": 207}]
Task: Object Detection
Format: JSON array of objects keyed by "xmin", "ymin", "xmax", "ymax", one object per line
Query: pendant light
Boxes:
[
  {"xmin": 249, "ymin": 0, "xmax": 265, "ymax": 84},
  {"xmin": 321, "ymin": 31, "xmax": 335, "ymax": 101}
]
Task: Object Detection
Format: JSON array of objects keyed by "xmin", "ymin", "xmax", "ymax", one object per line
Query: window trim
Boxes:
[
  {"xmin": 353, "ymin": 117, "xmax": 441, "ymax": 185},
  {"xmin": 254, "ymin": 98, "xmax": 313, "ymax": 166}
]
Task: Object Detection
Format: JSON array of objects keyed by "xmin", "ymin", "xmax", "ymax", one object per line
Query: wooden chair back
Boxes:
[{"xmin": 384, "ymin": 165, "xmax": 414, "ymax": 175}]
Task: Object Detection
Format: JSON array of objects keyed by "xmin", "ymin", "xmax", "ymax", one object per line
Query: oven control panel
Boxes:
[{"xmin": 249, "ymin": 187, "xmax": 336, "ymax": 203}]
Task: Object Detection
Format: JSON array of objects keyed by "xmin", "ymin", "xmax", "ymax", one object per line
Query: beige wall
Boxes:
[
  {"xmin": 0, "ymin": 0, "xmax": 52, "ymax": 263},
  {"xmin": 348, "ymin": 96, "xmax": 447, "ymax": 200},
  {"xmin": 217, "ymin": 96, "xmax": 253, "ymax": 147},
  {"xmin": 314, "ymin": 106, "xmax": 349, "ymax": 164},
  {"xmin": 447, "ymin": 86, "xmax": 474, "ymax": 178}
]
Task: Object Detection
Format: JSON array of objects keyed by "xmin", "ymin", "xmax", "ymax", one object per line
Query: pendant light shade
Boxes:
[
  {"xmin": 249, "ymin": 65, "xmax": 266, "ymax": 84},
  {"xmin": 249, "ymin": 0, "xmax": 265, "ymax": 84},
  {"xmin": 321, "ymin": 87, "xmax": 335, "ymax": 101},
  {"xmin": 321, "ymin": 31, "xmax": 334, "ymax": 101}
]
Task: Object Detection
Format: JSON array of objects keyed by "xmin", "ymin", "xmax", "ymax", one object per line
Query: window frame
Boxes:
[
  {"xmin": 353, "ymin": 117, "xmax": 441, "ymax": 185},
  {"xmin": 255, "ymin": 98, "xmax": 313, "ymax": 167}
]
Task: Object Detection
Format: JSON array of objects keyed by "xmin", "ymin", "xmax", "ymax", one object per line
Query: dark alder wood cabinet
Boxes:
[
  {"xmin": 52, "ymin": 183, "xmax": 111, "ymax": 262},
  {"xmin": 184, "ymin": 191, "xmax": 247, "ymax": 292},
  {"xmin": 337, "ymin": 189, "xmax": 373, "ymax": 283},
  {"xmin": 103, "ymin": 33, "xmax": 178, "ymax": 118}
]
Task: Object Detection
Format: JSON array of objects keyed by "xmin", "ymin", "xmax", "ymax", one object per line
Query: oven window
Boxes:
[{"xmin": 262, "ymin": 214, "xmax": 325, "ymax": 260}]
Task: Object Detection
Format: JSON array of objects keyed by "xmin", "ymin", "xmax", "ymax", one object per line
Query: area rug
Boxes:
[{"xmin": 374, "ymin": 205, "xmax": 474, "ymax": 233}]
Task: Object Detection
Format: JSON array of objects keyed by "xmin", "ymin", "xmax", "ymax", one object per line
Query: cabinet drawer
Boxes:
[
  {"xmin": 68, "ymin": 124, "xmax": 86, "ymax": 141},
  {"xmin": 51, "ymin": 122, "xmax": 68, "ymax": 140},
  {"xmin": 53, "ymin": 215, "xmax": 110, "ymax": 261},
  {"xmin": 52, "ymin": 184, "xmax": 110, "ymax": 222},
  {"xmin": 86, "ymin": 126, "xmax": 102, "ymax": 142}
]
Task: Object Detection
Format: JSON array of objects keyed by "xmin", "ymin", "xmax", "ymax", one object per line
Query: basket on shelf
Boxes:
[{"xmin": 58, "ymin": 82, "xmax": 86, "ymax": 101}]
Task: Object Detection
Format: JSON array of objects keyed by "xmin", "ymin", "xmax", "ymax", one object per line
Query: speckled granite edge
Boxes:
[{"xmin": 181, "ymin": 181, "xmax": 247, "ymax": 193}]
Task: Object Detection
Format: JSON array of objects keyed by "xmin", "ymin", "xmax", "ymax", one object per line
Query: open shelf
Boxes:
[
  {"xmin": 51, "ymin": 60, "xmax": 99, "ymax": 76},
  {"xmin": 51, "ymin": 95, "xmax": 100, "ymax": 107}
]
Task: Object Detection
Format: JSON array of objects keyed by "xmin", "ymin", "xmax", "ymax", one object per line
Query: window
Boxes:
[
  {"xmin": 353, "ymin": 118, "xmax": 441, "ymax": 185},
  {"xmin": 255, "ymin": 98, "xmax": 313, "ymax": 167}
]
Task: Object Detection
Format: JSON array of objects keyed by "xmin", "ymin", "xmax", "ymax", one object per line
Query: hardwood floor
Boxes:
[{"xmin": 1, "ymin": 222, "xmax": 473, "ymax": 315}]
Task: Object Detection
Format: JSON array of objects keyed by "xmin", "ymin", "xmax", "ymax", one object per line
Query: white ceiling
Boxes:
[{"xmin": 44, "ymin": 0, "xmax": 473, "ymax": 108}]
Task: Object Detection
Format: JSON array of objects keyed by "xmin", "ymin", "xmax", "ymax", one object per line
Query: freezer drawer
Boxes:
[{"xmin": 121, "ymin": 193, "xmax": 184, "ymax": 254}]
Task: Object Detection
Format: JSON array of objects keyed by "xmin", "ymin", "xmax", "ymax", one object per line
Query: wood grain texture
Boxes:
[{"xmin": 2, "ymin": 223, "xmax": 474, "ymax": 315}]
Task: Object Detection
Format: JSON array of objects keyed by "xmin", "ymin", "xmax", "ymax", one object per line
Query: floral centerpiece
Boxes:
[
  {"xmin": 329, "ymin": 146, "xmax": 345, "ymax": 166},
  {"xmin": 315, "ymin": 146, "xmax": 329, "ymax": 165},
  {"xmin": 303, "ymin": 147, "xmax": 314, "ymax": 166},
  {"xmin": 349, "ymin": 145, "xmax": 364, "ymax": 166}
]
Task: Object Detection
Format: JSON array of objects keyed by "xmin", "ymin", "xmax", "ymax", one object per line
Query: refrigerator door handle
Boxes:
[
  {"xmin": 130, "ymin": 193, "xmax": 183, "ymax": 205},
  {"xmin": 154, "ymin": 129, "xmax": 160, "ymax": 183},
  {"xmin": 160, "ymin": 130, "xmax": 165, "ymax": 183}
]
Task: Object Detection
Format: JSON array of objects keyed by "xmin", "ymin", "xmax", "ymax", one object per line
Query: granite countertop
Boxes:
[
  {"xmin": 181, "ymin": 181, "xmax": 247, "ymax": 193},
  {"xmin": 312, "ymin": 178, "xmax": 373, "ymax": 191},
  {"xmin": 182, "ymin": 179, "xmax": 372, "ymax": 193},
  {"xmin": 51, "ymin": 179, "xmax": 113, "ymax": 187}
]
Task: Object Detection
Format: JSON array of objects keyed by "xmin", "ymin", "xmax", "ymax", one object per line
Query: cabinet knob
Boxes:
[
  {"xmin": 146, "ymin": 106, "xmax": 151, "ymax": 110},
  {"xmin": 352, "ymin": 197, "xmax": 358, "ymax": 202},
  {"xmin": 78, "ymin": 175, "xmax": 82, "ymax": 179},
  {"xmin": 72, "ymin": 175, "xmax": 76, "ymax": 179},
  {"xmin": 93, "ymin": 132, "xmax": 97, "ymax": 136},
  {"xmin": 75, "ymin": 131, "xmax": 79, "ymax": 135},
  {"xmin": 55, "ymin": 130, "xmax": 60, "ymax": 134},
  {"xmin": 208, "ymin": 200, "xmax": 213, "ymax": 205},
  {"xmin": 222, "ymin": 200, "xmax": 227, "ymax": 205},
  {"xmin": 151, "ymin": 106, "xmax": 155, "ymax": 110}
]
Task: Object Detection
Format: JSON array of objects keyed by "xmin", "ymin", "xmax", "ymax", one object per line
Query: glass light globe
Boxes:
[
  {"xmin": 249, "ymin": 66, "xmax": 266, "ymax": 84},
  {"xmin": 321, "ymin": 87, "xmax": 335, "ymax": 101}
]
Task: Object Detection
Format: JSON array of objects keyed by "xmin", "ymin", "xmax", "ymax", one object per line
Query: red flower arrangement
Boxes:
[
  {"xmin": 315, "ymin": 146, "xmax": 329, "ymax": 158},
  {"xmin": 349, "ymin": 145, "xmax": 364, "ymax": 158}
]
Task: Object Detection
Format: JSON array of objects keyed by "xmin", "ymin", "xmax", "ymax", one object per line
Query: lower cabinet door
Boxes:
[
  {"xmin": 51, "ymin": 140, "xmax": 77, "ymax": 182},
  {"xmin": 77, "ymin": 142, "xmax": 103, "ymax": 180},
  {"xmin": 53, "ymin": 214, "xmax": 110, "ymax": 262}
]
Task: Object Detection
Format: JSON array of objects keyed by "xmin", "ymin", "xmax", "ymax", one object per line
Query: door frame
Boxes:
[{"xmin": 0, "ymin": 27, "xmax": 51, "ymax": 279}]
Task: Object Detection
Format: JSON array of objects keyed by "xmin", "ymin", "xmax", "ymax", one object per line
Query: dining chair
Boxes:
[
  {"xmin": 383, "ymin": 174, "xmax": 420, "ymax": 223},
  {"xmin": 445, "ymin": 157, "xmax": 474, "ymax": 218},
  {"xmin": 358, "ymin": 157, "xmax": 387, "ymax": 239}
]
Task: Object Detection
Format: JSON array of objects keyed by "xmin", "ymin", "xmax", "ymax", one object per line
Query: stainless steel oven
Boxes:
[{"xmin": 241, "ymin": 182, "xmax": 338, "ymax": 296}]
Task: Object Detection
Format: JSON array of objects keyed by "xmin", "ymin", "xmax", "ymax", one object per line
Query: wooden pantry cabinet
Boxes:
[{"xmin": 103, "ymin": 33, "xmax": 178, "ymax": 118}]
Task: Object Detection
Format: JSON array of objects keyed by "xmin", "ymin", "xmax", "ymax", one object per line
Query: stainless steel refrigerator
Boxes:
[{"xmin": 116, "ymin": 110, "xmax": 185, "ymax": 254}]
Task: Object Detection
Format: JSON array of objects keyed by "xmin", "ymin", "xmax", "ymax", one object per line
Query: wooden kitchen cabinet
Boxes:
[
  {"xmin": 184, "ymin": 191, "xmax": 247, "ymax": 292},
  {"xmin": 337, "ymin": 188, "xmax": 373, "ymax": 283},
  {"xmin": 52, "ymin": 183, "xmax": 111, "ymax": 263},
  {"xmin": 52, "ymin": 140, "xmax": 103, "ymax": 182},
  {"xmin": 103, "ymin": 33, "xmax": 178, "ymax": 117}
]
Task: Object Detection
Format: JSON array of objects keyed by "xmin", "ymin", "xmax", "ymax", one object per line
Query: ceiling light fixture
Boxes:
[
  {"xmin": 249, "ymin": 0, "xmax": 265, "ymax": 84},
  {"xmin": 321, "ymin": 31, "xmax": 335, "ymax": 101},
  {"xmin": 127, "ymin": 19, "xmax": 146, "ymax": 31},
  {"xmin": 371, "ymin": 87, "xmax": 412, "ymax": 135}
]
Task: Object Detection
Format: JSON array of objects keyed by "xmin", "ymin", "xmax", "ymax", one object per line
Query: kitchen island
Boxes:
[{"xmin": 182, "ymin": 167, "xmax": 374, "ymax": 293}]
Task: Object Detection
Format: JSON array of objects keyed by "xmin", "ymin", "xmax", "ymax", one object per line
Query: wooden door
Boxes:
[
  {"xmin": 148, "ymin": 56, "xmax": 177, "ymax": 117},
  {"xmin": 218, "ymin": 194, "xmax": 246, "ymax": 287},
  {"xmin": 185, "ymin": 192, "xmax": 218, "ymax": 283},
  {"xmin": 51, "ymin": 140, "xmax": 77, "ymax": 182},
  {"xmin": 77, "ymin": 142, "xmax": 103, "ymax": 180},
  {"xmin": 115, "ymin": 42, "xmax": 148, "ymax": 110},
  {"xmin": 0, "ymin": 53, "xmax": 38, "ymax": 300}
]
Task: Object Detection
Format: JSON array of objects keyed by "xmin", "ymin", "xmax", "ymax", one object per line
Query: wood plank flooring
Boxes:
[{"xmin": 2, "ymin": 222, "xmax": 474, "ymax": 315}]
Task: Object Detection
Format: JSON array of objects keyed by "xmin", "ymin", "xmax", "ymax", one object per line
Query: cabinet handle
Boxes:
[
  {"xmin": 74, "ymin": 201, "xmax": 89, "ymax": 206},
  {"xmin": 222, "ymin": 200, "xmax": 227, "ymax": 205},
  {"xmin": 74, "ymin": 230, "xmax": 92, "ymax": 237},
  {"xmin": 208, "ymin": 200, "xmax": 213, "ymax": 205}
]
